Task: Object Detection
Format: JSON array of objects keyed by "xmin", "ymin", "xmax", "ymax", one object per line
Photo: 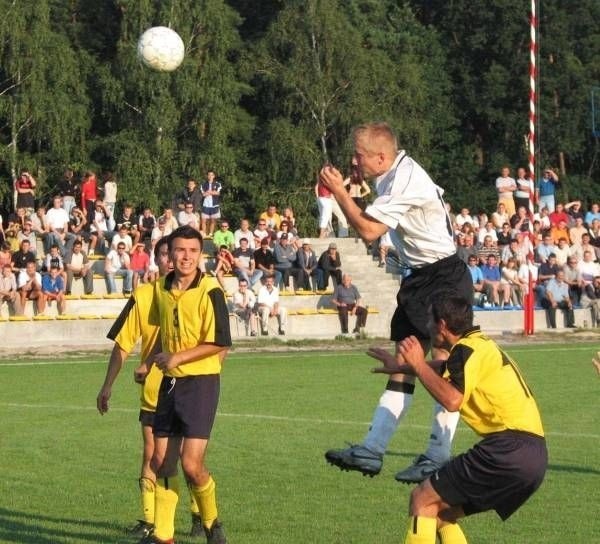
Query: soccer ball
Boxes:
[{"xmin": 137, "ymin": 26, "xmax": 185, "ymax": 72}]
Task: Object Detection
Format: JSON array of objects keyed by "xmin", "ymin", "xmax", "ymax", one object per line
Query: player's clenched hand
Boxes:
[
  {"xmin": 154, "ymin": 352, "xmax": 179, "ymax": 372},
  {"xmin": 367, "ymin": 346, "xmax": 402, "ymax": 375},
  {"xmin": 134, "ymin": 363, "xmax": 149, "ymax": 384},
  {"xmin": 96, "ymin": 388, "xmax": 111, "ymax": 415},
  {"xmin": 397, "ymin": 336, "xmax": 426, "ymax": 371}
]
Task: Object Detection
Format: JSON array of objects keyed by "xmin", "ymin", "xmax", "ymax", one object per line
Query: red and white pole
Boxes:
[{"xmin": 524, "ymin": 0, "xmax": 538, "ymax": 335}]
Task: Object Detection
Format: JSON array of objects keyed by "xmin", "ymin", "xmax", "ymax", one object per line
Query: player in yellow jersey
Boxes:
[
  {"xmin": 369, "ymin": 292, "xmax": 547, "ymax": 544},
  {"xmin": 96, "ymin": 237, "xmax": 203, "ymax": 539},
  {"xmin": 134, "ymin": 225, "xmax": 232, "ymax": 544}
]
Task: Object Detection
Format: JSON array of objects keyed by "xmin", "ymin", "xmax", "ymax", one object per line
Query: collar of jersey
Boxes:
[{"xmin": 164, "ymin": 269, "xmax": 203, "ymax": 291}]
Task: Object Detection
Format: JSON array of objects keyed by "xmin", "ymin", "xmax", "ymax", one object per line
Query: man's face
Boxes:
[
  {"xmin": 207, "ymin": 171, "xmax": 215, "ymax": 182},
  {"xmin": 156, "ymin": 243, "xmax": 172, "ymax": 276},
  {"xmin": 240, "ymin": 239, "xmax": 248, "ymax": 249},
  {"xmin": 353, "ymin": 137, "xmax": 383, "ymax": 178},
  {"xmin": 73, "ymin": 243, "xmax": 82, "ymax": 254},
  {"xmin": 53, "ymin": 197, "xmax": 62, "ymax": 209},
  {"xmin": 487, "ymin": 256, "xmax": 497, "ymax": 267},
  {"xmin": 267, "ymin": 206, "xmax": 276, "ymax": 216},
  {"xmin": 265, "ymin": 277, "xmax": 274, "ymax": 289},
  {"xmin": 170, "ymin": 237, "xmax": 201, "ymax": 277},
  {"xmin": 26, "ymin": 262, "xmax": 36, "ymax": 276},
  {"xmin": 241, "ymin": 219, "xmax": 250, "ymax": 230},
  {"xmin": 468, "ymin": 257, "xmax": 477, "ymax": 267},
  {"xmin": 342, "ymin": 276, "xmax": 351, "ymax": 287},
  {"xmin": 21, "ymin": 242, "xmax": 30, "ymax": 252},
  {"xmin": 239, "ymin": 281, "xmax": 248, "ymax": 291},
  {"xmin": 257, "ymin": 221, "xmax": 267, "ymax": 231},
  {"xmin": 50, "ymin": 268, "xmax": 59, "ymax": 279},
  {"xmin": 501, "ymin": 167, "xmax": 510, "ymax": 177},
  {"xmin": 185, "ymin": 204, "xmax": 194, "ymax": 214},
  {"xmin": 220, "ymin": 222, "xmax": 229, "ymax": 231},
  {"xmin": 2, "ymin": 266, "xmax": 12, "ymax": 278}
]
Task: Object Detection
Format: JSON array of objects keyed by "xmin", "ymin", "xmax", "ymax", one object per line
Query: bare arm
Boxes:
[
  {"xmin": 154, "ymin": 343, "xmax": 229, "ymax": 373},
  {"xmin": 319, "ymin": 166, "xmax": 388, "ymax": 243},
  {"xmin": 96, "ymin": 344, "xmax": 129, "ymax": 414}
]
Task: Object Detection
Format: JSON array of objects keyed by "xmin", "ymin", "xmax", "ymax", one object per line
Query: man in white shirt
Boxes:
[
  {"xmin": 104, "ymin": 242, "xmax": 133, "ymax": 294},
  {"xmin": 234, "ymin": 218, "xmax": 256, "ymax": 249},
  {"xmin": 111, "ymin": 224, "xmax": 134, "ymax": 252},
  {"xmin": 177, "ymin": 203, "xmax": 201, "ymax": 230},
  {"xmin": 495, "ymin": 166, "xmax": 517, "ymax": 217},
  {"xmin": 231, "ymin": 278, "xmax": 258, "ymax": 336},
  {"xmin": 18, "ymin": 261, "xmax": 44, "ymax": 314},
  {"xmin": 257, "ymin": 276, "xmax": 287, "ymax": 336},
  {"xmin": 65, "ymin": 240, "xmax": 94, "ymax": 295},
  {"xmin": 45, "ymin": 195, "xmax": 74, "ymax": 255},
  {"xmin": 319, "ymin": 122, "xmax": 472, "ymax": 484}
]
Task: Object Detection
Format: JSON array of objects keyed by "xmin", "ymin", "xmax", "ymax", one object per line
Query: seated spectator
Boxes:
[
  {"xmin": 130, "ymin": 242, "xmax": 150, "ymax": 289},
  {"xmin": 553, "ymin": 237, "xmax": 571, "ymax": 267},
  {"xmin": 455, "ymin": 208, "xmax": 477, "ymax": 231},
  {"xmin": 177, "ymin": 202, "xmax": 201, "ymax": 230},
  {"xmin": 252, "ymin": 238, "xmax": 281, "ymax": 288},
  {"xmin": 43, "ymin": 244, "xmax": 67, "ymax": 285},
  {"xmin": 104, "ymin": 242, "xmax": 133, "ymax": 295},
  {"xmin": 18, "ymin": 261, "xmax": 44, "ymax": 314},
  {"xmin": 541, "ymin": 270, "xmax": 575, "ymax": 328},
  {"xmin": 89, "ymin": 199, "xmax": 112, "ymax": 255},
  {"xmin": 273, "ymin": 233, "xmax": 300, "ymax": 291},
  {"xmin": 500, "ymin": 238, "xmax": 526, "ymax": 268},
  {"xmin": 234, "ymin": 219, "xmax": 256, "ymax": 250},
  {"xmin": 231, "ymin": 278, "xmax": 258, "ymax": 336},
  {"xmin": 318, "ymin": 242, "xmax": 342, "ymax": 290},
  {"xmin": 509, "ymin": 206, "xmax": 531, "ymax": 235},
  {"xmin": 588, "ymin": 219, "xmax": 600, "ymax": 247},
  {"xmin": 0, "ymin": 263, "xmax": 23, "ymax": 316},
  {"xmin": 253, "ymin": 219, "xmax": 270, "ymax": 247},
  {"xmin": 157, "ymin": 207, "xmax": 179, "ymax": 235},
  {"xmin": 535, "ymin": 233, "xmax": 558, "ymax": 264},
  {"xmin": 481, "ymin": 254, "xmax": 507, "ymax": 307},
  {"xmin": 232, "ymin": 237, "xmax": 256, "ymax": 285},
  {"xmin": 571, "ymin": 233, "xmax": 600, "ymax": 262},
  {"xmin": 0, "ymin": 242, "xmax": 13, "ymax": 269},
  {"xmin": 111, "ymin": 224, "xmax": 134, "ymax": 252},
  {"xmin": 212, "ymin": 220, "xmax": 235, "ymax": 250},
  {"xmin": 65, "ymin": 240, "xmax": 93, "ymax": 295},
  {"xmin": 584, "ymin": 202, "xmax": 600, "ymax": 226},
  {"xmin": 500, "ymin": 257, "xmax": 525, "ymax": 308},
  {"xmin": 331, "ymin": 273, "xmax": 368, "ymax": 336},
  {"xmin": 281, "ymin": 207, "xmax": 298, "ymax": 236},
  {"xmin": 563, "ymin": 255, "xmax": 582, "ymax": 306},
  {"xmin": 534, "ymin": 206, "xmax": 551, "ymax": 231},
  {"xmin": 455, "ymin": 232, "xmax": 475, "ymax": 264},
  {"xmin": 496, "ymin": 222, "xmax": 513, "ymax": 250},
  {"xmin": 565, "ymin": 200, "xmax": 585, "ymax": 225},
  {"xmin": 257, "ymin": 276, "xmax": 287, "ymax": 335},
  {"xmin": 276, "ymin": 221, "xmax": 298, "ymax": 249},
  {"xmin": 69, "ymin": 205, "xmax": 90, "ymax": 246},
  {"xmin": 259, "ymin": 203, "xmax": 282, "ymax": 235},
  {"xmin": 150, "ymin": 217, "xmax": 169, "ymax": 247},
  {"xmin": 17, "ymin": 217, "xmax": 37, "ymax": 253},
  {"xmin": 476, "ymin": 235, "xmax": 500, "ymax": 265},
  {"xmin": 550, "ymin": 220, "xmax": 570, "ymax": 246},
  {"xmin": 491, "ymin": 202, "xmax": 510, "ymax": 230},
  {"xmin": 549, "ymin": 202, "xmax": 569, "ymax": 227},
  {"xmin": 296, "ymin": 239, "xmax": 319, "ymax": 291},
  {"xmin": 116, "ymin": 203, "xmax": 141, "ymax": 245},
  {"xmin": 476, "ymin": 221, "xmax": 498, "ymax": 246},
  {"xmin": 42, "ymin": 265, "xmax": 66, "ymax": 315},
  {"xmin": 137, "ymin": 207, "xmax": 156, "ymax": 245},
  {"xmin": 580, "ymin": 275, "xmax": 600, "ymax": 326},
  {"xmin": 11, "ymin": 239, "xmax": 36, "ymax": 274},
  {"xmin": 467, "ymin": 254, "xmax": 486, "ymax": 306},
  {"xmin": 213, "ymin": 245, "xmax": 235, "ymax": 290},
  {"xmin": 45, "ymin": 195, "xmax": 75, "ymax": 256},
  {"xmin": 536, "ymin": 253, "xmax": 561, "ymax": 302},
  {"xmin": 578, "ymin": 250, "xmax": 600, "ymax": 299}
]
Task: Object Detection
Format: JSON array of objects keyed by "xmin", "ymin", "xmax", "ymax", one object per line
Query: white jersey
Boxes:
[{"xmin": 365, "ymin": 152, "xmax": 456, "ymax": 269}]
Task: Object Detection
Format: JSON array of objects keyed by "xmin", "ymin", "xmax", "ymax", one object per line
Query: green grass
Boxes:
[{"xmin": 0, "ymin": 344, "xmax": 599, "ymax": 543}]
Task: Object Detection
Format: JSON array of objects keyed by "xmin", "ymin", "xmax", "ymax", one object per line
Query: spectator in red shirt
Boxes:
[
  {"xmin": 129, "ymin": 243, "xmax": 150, "ymax": 289},
  {"xmin": 80, "ymin": 171, "xmax": 98, "ymax": 219},
  {"xmin": 548, "ymin": 202, "xmax": 569, "ymax": 227}
]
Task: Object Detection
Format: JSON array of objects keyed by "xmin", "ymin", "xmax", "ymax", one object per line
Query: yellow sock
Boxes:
[
  {"xmin": 154, "ymin": 476, "xmax": 180, "ymax": 541},
  {"xmin": 191, "ymin": 476, "xmax": 218, "ymax": 529},
  {"xmin": 139, "ymin": 477, "xmax": 155, "ymax": 524},
  {"xmin": 404, "ymin": 516, "xmax": 437, "ymax": 544},
  {"xmin": 438, "ymin": 523, "xmax": 468, "ymax": 544},
  {"xmin": 187, "ymin": 480, "xmax": 201, "ymax": 516}
]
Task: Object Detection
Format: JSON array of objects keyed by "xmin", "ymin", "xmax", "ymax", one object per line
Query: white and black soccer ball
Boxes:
[{"xmin": 137, "ymin": 26, "xmax": 185, "ymax": 72}]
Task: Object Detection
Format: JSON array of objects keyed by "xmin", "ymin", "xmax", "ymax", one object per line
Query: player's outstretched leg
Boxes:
[
  {"xmin": 396, "ymin": 403, "xmax": 460, "ymax": 484},
  {"xmin": 325, "ymin": 381, "xmax": 415, "ymax": 476}
]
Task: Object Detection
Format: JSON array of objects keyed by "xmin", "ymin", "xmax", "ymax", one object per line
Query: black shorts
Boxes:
[
  {"xmin": 153, "ymin": 374, "xmax": 220, "ymax": 439},
  {"xmin": 139, "ymin": 409, "xmax": 155, "ymax": 427},
  {"xmin": 390, "ymin": 254, "xmax": 472, "ymax": 341},
  {"xmin": 430, "ymin": 431, "xmax": 548, "ymax": 521}
]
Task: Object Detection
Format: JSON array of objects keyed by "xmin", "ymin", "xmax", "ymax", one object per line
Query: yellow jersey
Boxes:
[
  {"xmin": 107, "ymin": 283, "xmax": 163, "ymax": 412},
  {"xmin": 149, "ymin": 271, "xmax": 231, "ymax": 377},
  {"xmin": 444, "ymin": 327, "xmax": 544, "ymax": 437}
]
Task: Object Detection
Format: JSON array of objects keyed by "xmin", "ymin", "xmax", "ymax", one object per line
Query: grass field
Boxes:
[{"xmin": 0, "ymin": 343, "xmax": 599, "ymax": 543}]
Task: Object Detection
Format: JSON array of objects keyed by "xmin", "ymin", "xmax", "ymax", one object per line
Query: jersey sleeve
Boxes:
[
  {"xmin": 106, "ymin": 296, "xmax": 141, "ymax": 353},
  {"xmin": 204, "ymin": 287, "xmax": 232, "ymax": 348}
]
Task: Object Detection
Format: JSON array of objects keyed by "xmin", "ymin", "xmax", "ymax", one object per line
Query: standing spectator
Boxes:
[
  {"xmin": 18, "ymin": 261, "xmax": 44, "ymax": 314},
  {"xmin": 130, "ymin": 242, "xmax": 150, "ymax": 289},
  {"xmin": 45, "ymin": 195, "xmax": 75, "ymax": 256},
  {"xmin": 495, "ymin": 166, "xmax": 517, "ymax": 217},
  {"xmin": 541, "ymin": 270, "xmax": 575, "ymax": 328},
  {"xmin": 232, "ymin": 237, "xmax": 256, "ymax": 285},
  {"xmin": 296, "ymin": 239, "xmax": 319, "ymax": 291},
  {"xmin": 56, "ymin": 168, "xmax": 78, "ymax": 214},
  {"xmin": 273, "ymin": 233, "xmax": 300, "ymax": 291},
  {"xmin": 231, "ymin": 278, "xmax": 258, "ymax": 336},
  {"xmin": 257, "ymin": 275, "xmax": 287, "ymax": 335},
  {"xmin": 252, "ymin": 238, "xmax": 281, "ymax": 287},
  {"xmin": 101, "ymin": 172, "xmax": 118, "ymax": 218},
  {"xmin": 331, "ymin": 273, "xmax": 368, "ymax": 336},
  {"xmin": 80, "ymin": 171, "xmax": 98, "ymax": 219},
  {"xmin": 65, "ymin": 240, "xmax": 94, "ymax": 295},
  {"xmin": 536, "ymin": 168, "xmax": 559, "ymax": 213},
  {"xmin": 201, "ymin": 169, "xmax": 222, "ymax": 237},
  {"xmin": 42, "ymin": 265, "xmax": 66, "ymax": 315},
  {"xmin": 317, "ymin": 242, "xmax": 342, "ymax": 290},
  {"xmin": 14, "ymin": 170, "xmax": 37, "ymax": 214},
  {"xmin": 0, "ymin": 263, "xmax": 23, "ymax": 316},
  {"xmin": 173, "ymin": 177, "xmax": 203, "ymax": 214},
  {"xmin": 104, "ymin": 242, "xmax": 133, "ymax": 295},
  {"xmin": 514, "ymin": 167, "xmax": 532, "ymax": 211},
  {"xmin": 212, "ymin": 220, "xmax": 235, "ymax": 250},
  {"xmin": 315, "ymin": 180, "xmax": 334, "ymax": 238},
  {"xmin": 234, "ymin": 219, "xmax": 256, "ymax": 250}
]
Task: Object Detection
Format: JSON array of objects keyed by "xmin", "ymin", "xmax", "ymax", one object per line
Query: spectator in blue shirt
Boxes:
[
  {"xmin": 42, "ymin": 265, "xmax": 66, "ymax": 315},
  {"xmin": 541, "ymin": 270, "xmax": 575, "ymax": 328},
  {"xmin": 536, "ymin": 168, "xmax": 559, "ymax": 213},
  {"xmin": 467, "ymin": 254, "xmax": 486, "ymax": 306},
  {"xmin": 480, "ymin": 254, "xmax": 508, "ymax": 307}
]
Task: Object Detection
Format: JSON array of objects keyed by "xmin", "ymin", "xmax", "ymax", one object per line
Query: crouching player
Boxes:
[{"xmin": 369, "ymin": 292, "xmax": 547, "ymax": 543}]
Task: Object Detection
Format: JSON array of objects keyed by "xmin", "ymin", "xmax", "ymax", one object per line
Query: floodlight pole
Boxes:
[{"xmin": 524, "ymin": 0, "xmax": 539, "ymax": 335}]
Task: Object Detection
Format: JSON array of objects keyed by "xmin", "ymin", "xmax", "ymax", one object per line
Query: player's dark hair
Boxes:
[
  {"xmin": 431, "ymin": 292, "xmax": 473, "ymax": 335},
  {"xmin": 153, "ymin": 236, "xmax": 169, "ymax": 261},
  {"xmin": 168, "ymin": 225, "xmax": 203, "ymax": 250}
]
